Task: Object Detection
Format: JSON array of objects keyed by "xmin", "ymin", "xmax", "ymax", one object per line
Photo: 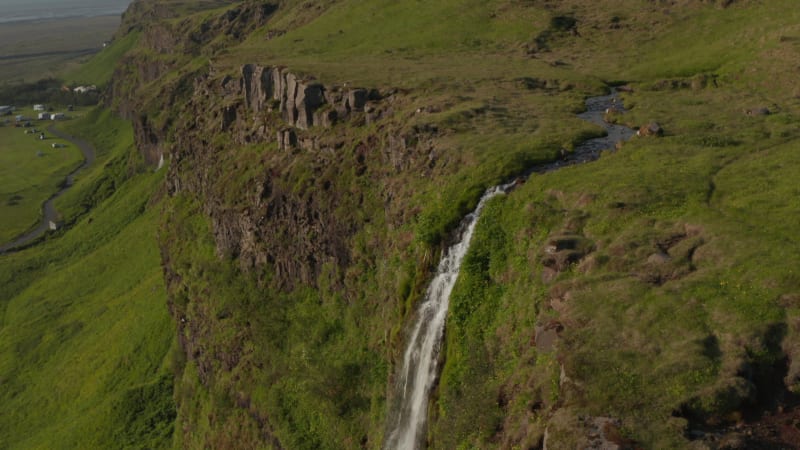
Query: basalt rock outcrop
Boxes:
[
  {"xmin": 239, "ymin": 64, "xmax": 378, "ymax": 133},
  {"xmin": 155, "ymin": 62, "xmax": 439, "ymax": 292}
]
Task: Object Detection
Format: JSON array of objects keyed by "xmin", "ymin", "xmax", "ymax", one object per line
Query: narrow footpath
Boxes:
[{"xmin": 0, "ymin": 125, "xmax": 95, "ymax": 254}]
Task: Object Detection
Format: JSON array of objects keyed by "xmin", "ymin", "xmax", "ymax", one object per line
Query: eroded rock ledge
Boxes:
[
  {"xmin": 235, "ymin": 64, "xmax": 386, "ymax": 150},
  {"xmin": 156, "ymin": 63, "xmax": 438, "ymax": 292}
]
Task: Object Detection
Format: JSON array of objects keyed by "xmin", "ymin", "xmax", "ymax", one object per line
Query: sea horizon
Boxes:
[{"xmin": 0, "ymin": 0, "xmax": 132, "ymax": 25}]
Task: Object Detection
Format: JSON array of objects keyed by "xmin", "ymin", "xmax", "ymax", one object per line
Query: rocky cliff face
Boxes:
[
  {"xmin": 149, "ymin": 59, "xmax": 445, "ymax": 446},
  {"xmin": 108, "ymin": 1, "xmax": 280, "ymax": 163},
  {"xmin": 163, "ymin": 62, "xmax": 426, "ymax": 289}
]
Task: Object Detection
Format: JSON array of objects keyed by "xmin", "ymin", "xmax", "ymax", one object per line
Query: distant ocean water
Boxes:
[{"xmin": 0, "ymin": 0, "xmax": 132, "ymax": 25}]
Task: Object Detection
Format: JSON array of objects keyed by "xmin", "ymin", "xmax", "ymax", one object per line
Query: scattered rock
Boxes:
[
  {"xmin": 603, "ymin": 106, "xmax": 624, "ymax": 123},
  {"xmin": 637, "ymin": 122, "xmax": 663, "ymax": 137},
  {"xmin": 779, "ymin": 293, "xmax": 800, "ymax": 308},
  {"xmin": 647, "ymin": 252, "xmax": 671, "ymax": 265},
  {"xmin": 652, "ymin": 78, "xmax": 693, "ymax": 91},
  {"xmin": 744, "ymin": 107, "xmax": 771, "ymax": 116},
  {"xmin": 717, "ymin": 431, "xmax": 746, "ymax": 449},
  {"xmin": 559, "ymin": 364, "xmax": 571, "ymax": 388},
  {"xmin": 550, "ymin": 295, "xmax": 568, "ymax": 313},
  {"xmin": 545, "ymin": 235, "xmax": 593, "ymax": 254},
  {"xmin": 542, "ymin": 235, "xmax": 594, "ymax": 272},
  {"xmin": 542, "ymin": 266, "xmax": 559, "ymax": 283},
  {"xmin": 534, "ymin": 321, "xmax": 564, "ymax": 352},
  {"xmin": 577, "ymin": 254, "xmax": 600, "ymax": 273},
  {"xmin": 588, "ymin": 417, "xmax": 636, "ymax": 450}
]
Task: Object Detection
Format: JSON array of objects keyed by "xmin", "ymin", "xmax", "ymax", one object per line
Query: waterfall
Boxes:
[
  {"xmin": 156, "ymin": 152, "xmax": 165, "ymax": 171},
  {"xmin": 384, "ymin": 182, "xmax": 514, "ymax": 450},
  {"xmin": 383, "ymin": 89, "xmax": 633, "ymax": 449}
]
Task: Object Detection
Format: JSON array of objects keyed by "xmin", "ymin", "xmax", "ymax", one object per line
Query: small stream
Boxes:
[
  {"xmin": 383, "ymin": 88, "xmax": 635, "ymax": 450},
  {"xmin": 0, "ymin": 126, "xmax": 95, "ymax": 254}
]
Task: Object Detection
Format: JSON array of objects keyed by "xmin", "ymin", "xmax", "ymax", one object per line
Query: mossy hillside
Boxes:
[
  {"xmin": 0, "ymin": 111, "xmax": 175, "ymax": 449},
  {"xmin": 161, "ymin": 192, "xmax": 391, "ymax": 449},
  {"xmin": 429, "ymin": 74, "xmax": 800, "ymax": 449},
  {"xmin": 53, "ymin": 107, "xmax": 142, "ymax": 225},
  {"xmin": 62, "ymin": 31, "xmax": 141, "ymax": 87}
]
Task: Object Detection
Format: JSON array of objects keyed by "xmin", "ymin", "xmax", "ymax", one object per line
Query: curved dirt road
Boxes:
[{"xmin": 0, "ymin": 125, "xmax": 95, "ymax": 254}]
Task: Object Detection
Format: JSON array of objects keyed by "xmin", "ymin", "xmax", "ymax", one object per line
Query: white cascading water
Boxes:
[
  {"xmin": 383, "ymin": 183, "xmax": 514, "ymax": 450},
  {"xmin": 383, "ymin": 90, "xmax": 633, "ymax": 450}
]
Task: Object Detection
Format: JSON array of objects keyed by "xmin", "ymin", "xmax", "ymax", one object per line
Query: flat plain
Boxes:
[{"xmin": 0, "ymin": 15, "xmax": 121, "ymax": 84}]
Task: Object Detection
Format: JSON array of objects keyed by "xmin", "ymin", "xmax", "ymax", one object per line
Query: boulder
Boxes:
[
  {"xmin": 647, "ymin": 252, "xmax": 671, "ymax": 265},
  {"xmin": 745, "ymin": 107, "xmax": 771, "ymax": 116},
  {"xmin": 545, "ymin": 235, "xmax": 593, "ymax": 254},
  {"xmin": 603, "ymin": 106, "xmax": 623, "ymax": 123},
  {"xmin": 534, "ymin": 321, "xmax": 564, "ymax": 352},
  {"xmin": 542, "ymin": 235, "xmax": 594, "ymax": 271},
  {"xmin": 637, "ymin": 122, "xmax": 663, "ymax": 137}
]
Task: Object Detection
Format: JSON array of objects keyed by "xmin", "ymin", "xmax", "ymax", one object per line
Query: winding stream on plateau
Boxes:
[{"xmin": 383, "ymin": 89, "xmax": 635, "ymax": 450}]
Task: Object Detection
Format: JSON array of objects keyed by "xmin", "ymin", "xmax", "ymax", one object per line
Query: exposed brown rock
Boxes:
[
  {"xmin": 276, "ymin": 128, "xmax": 297, "ymax": 151},
  {"xmin": 637, "ymin": 122, "xmax": 663, "ymax": 137},
  {"xmin": 534, "ymin": 321, "xmax": 564, "ymax": 352},
  {"xmin": 542, "ymin": 235, "xmax": 595, "ymax": 272},
  {"xmin": 346, "ymin": 88, "xmax": 368, "ymax": 112},
  {"xmin": 745, "ymin": 107, "xmax": 771, "ymax": 116},
  {"xmin": 295, "ymin": 82, "xmax": 325, "ymax": 129}
]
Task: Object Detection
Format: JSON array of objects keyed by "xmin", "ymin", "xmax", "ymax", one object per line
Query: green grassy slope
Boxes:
[
  {"xmin": 419, "ymin": 2, "xmax": 800, "ymax": 447},
  {"xmin": 0, "ymin": 112, "xmax": 175, "ymax": 449},
  {"xmin": 63, "ymin": 31, "xmax": 141, "ymax": 87},
  {"xmin": 435, "ymin": 101, "xmax": 800, "ymax": 446}
]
